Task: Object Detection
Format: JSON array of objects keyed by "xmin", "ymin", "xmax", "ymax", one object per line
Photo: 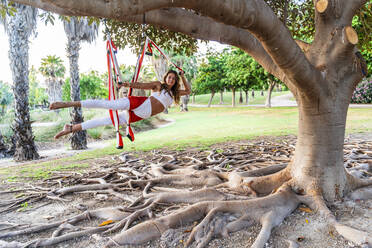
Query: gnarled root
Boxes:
[
  {"xmin": 308, "ymin": 194, "xmax": 372, "ymax": 247},
  {"xmin": 0, "ymin": 207, "xmax": 128, "ymax": 240},
  {"xmin": 104, "ymin": 187, "xmax": 226, "ymax": 234},
  {"xmin": 105, "ymin": 183, "xmax": 301, "ymax": 248}
]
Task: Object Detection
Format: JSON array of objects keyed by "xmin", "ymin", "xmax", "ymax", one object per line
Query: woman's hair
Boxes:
[{"xmin": 161, "ymin": 70, "xmax": 180, "ymax": 104}]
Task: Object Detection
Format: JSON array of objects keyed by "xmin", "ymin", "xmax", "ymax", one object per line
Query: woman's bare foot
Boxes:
[
  {"xmin": 54, "ymin": 124, "xmax": 72, "ymax": 139},
  {"xmin": 50, "ymin": 102, "xmax": 65, "ymax": 110}
]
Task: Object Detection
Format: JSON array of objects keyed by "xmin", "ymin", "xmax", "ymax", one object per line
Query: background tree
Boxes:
[
  {"xmin": 194, "ymin": 52, "xmax": 226, "ymax": 107},
  {"xmin": 224, "ymin": 48, "xmax": 257, "ymax": 106},
  {"xmin": 29, "ymin": 66, "xmax": 48, "ymax": 108},
  {"xmin": 8, "ymin": 0, "xmax": 372, "ymax": 246},
  {"xmin": 39, "ymin": 55, "xmax": 66, "ymax": 104},
  {"xmin": 0, "ymin": 81, "xmax": 13, "ymax": 115},
  {"xmin": 0, "ymin": 0, "xmax": 39, "ymax": 161},
  {"xmin": 63, "ymin": 16, "xmax": 98, "ymax": 150},
  {"xmin": 62, "ymin": 70, "xmax": 108, "ymax": 101},
  {"xmin": 265, "ymin": 73, "xmax": 282, "ymax": 107}
]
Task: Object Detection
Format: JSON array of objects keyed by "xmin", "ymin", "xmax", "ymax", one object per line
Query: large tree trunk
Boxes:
[
  {"xmin": 8, "ymin": 4, "xmax": 39, "ymax": 161},
  {"xmin": 231, "ymin": 88, "xmax": 236, "ymax": 107},
  {"xmin": 67, "ymin": 36, "xmax": 87, "ymax": 150},
  {"xmin": 219, "ymin": 91, "xmax": 224, "ymax": 104},
  {"xmin": 207, "ymin": 91, "xmax": 215, "ymax": 107},
  {"xmin": 265, "ymin": 81, "xmax": 276, "ymax": 108},
  {"xmin": 291, "ymin": 98, "xmax": 349, "ymax": 202}
]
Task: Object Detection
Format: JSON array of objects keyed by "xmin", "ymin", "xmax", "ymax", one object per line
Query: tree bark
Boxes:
[
  {"xmin": 244, "ymin": 91, "xmax": 249, "ymax": 104},
  {"xmin": 0, "ymin": 131, "xmax": 9, "ymax": 159},
  {"xmin": 231, "ymin": 88, "xmax": 236, "ymax": 107},
  {"xmin": 207, "ymin": 91, "xmax": 215, "ymax": 108},
  {"xmin": 265, "ymin": 81, "xmax": 276, "ymax": 108},
  {"xmin": 219, "ymin": 91, "xmax": 224, "ymax": 104},
  {"xmin": 7, "ymin": 4, "xmax": 39, "ymax": 161},
  {"xmin": 67, "ymin": 36, "xmax": 87, "ymax": 150},
  {"xmin": 239, "ymin": 89, "xmax": 243, "ymax": 104},
  {"xmin": 291, "ymin": 98, "xmax": 350, "ymax": 201}
]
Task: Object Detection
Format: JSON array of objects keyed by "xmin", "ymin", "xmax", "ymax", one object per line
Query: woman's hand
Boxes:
[{"xmin": 179, "ymin": 70, "xmax": 185, "ymax": 77}]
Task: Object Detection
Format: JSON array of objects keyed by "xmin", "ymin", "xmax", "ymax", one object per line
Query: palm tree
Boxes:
[
  {"xmin": 39, "ymin": 55, "xmax": 66, "ymax": 104},
  {"xmin": 0, "ymin": 1, "xmax": 39, "ymax": 161},
  {"xmin": 63, "ymin": 17, "xmax": 98, "ymax": 150}
]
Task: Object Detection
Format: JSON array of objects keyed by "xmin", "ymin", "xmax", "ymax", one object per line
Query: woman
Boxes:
[{"xmin": 51, "ymin": 70, "xmax": 190, "ymax": 139}]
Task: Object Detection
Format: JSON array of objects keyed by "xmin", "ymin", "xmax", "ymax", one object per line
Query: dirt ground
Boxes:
[{"xmin": 0, "ymin": 134, "xmax": 371, "ymax": 248}]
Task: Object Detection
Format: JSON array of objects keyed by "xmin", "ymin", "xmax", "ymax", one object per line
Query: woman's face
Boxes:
[{"xmin": 165, "ymin": 73, "xmax": 177, "ymax": 87}]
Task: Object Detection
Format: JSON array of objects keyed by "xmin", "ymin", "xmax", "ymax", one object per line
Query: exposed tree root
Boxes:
[
  {"xmin": 303, "ymin": 194, "xmax": 372, "ymax": 247},
  {"xmin": 1, "ymin": 136, "xmax": 371, "ymax": 247},
  {"xmin": 0, "ymin": 207, "xmax": 128, "ymax": 239},
  {"xmin": 105, "ymin": 183, "xmax": 302, "ymax": 248},
  {"xmin": 104, "ymin": 187, "xmax": 227, "ymax": 234}
]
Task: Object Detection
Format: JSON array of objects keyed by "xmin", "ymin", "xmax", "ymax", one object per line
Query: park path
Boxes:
[
  {"xmin": 189, "ymin": 93, "xmax": 372, "ymax": 108},
  {"xmin": 188, "ymin": 93, "xmax": 296, "ymax": 107},
  {"xmin": 269, "ymin": 93, "xmax": 297, "ymax": 106}
]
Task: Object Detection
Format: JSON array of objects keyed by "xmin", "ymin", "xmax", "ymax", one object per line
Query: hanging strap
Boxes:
[
  {"xmin": 126, "ymin": 37, "xmax": 150, "ymax": 141},
  {"xmin": 146, "ymin": 36, "xmax": 184, "ymax": 73},
  {"xmin": 106, "ymin": 38, "xmax": 124, "ymax": 149}
]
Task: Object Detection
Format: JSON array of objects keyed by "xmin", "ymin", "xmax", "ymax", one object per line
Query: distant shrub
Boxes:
[{"xmin": 351, "ymin": 80, "xmax": 372, "ymax": 104}]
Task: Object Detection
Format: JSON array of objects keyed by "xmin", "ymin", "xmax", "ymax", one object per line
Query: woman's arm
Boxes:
[
  {"xmin": 178, "ymin": 71, "xmax": 191, "ymax": 96},
  {"xmin": 119, "ymin": 81, "xmax": 161, "ymax": 91}
]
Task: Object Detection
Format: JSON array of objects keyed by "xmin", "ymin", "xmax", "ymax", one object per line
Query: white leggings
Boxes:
[{"xmin": 80, "ymin": 99, "xmax": 130, "ymax": 130}]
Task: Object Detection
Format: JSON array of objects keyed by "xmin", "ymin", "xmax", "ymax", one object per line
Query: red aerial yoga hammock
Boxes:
[{"xmin": 106, "ymin": 35, "xmax": 184, "ymax": 149}]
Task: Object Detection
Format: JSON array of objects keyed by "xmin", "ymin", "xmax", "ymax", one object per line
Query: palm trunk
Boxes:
[
  {"xmin": 67, "ymin": 37, "xmax": 87, "ymax": 150},
  {"xmin": 265, "ymin": 81, "xmax": 276, "ymax": 108},
  {"xmin": 231, "ymin": 88, "xmax": 236, "ymax": 107},
  {"xmin": 219, "ymin": 91, "xmax": 224, "ymax": 104},
  {"xmin": 207, "ymin": 91, "xmax": 215, "ymax": 107},
  {"xmin": 8, "ymin": 4, "xmax": 39, "ymax": 161},
  {"xmin": 0, "ymin": 131, "xmax": 8, "ymax": 158}
]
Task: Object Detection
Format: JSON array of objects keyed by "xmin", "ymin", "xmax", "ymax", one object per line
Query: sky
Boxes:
[{"xmin": 0, "ymin": 19, "xmax": 139, "ymax": 85}]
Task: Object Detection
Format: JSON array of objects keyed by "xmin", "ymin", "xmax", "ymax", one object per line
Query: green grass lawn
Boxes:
[
  {"xmin": 1, "ymin": 106, "xmax": 371, "ymax": 181},
  {"xmin": 192, "ymin": 91, "xmax": 290, "ymax": 105}
]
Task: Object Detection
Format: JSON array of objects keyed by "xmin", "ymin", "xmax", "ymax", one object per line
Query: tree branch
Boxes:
[
  {"xmin": 123, "ymin": 9, "xmax": 289, "ymax": 86},
  {"xmin": 12, "ymin": 0, "xmax": 322, "ymax": 95},
  {"xmin": 314, "ymin": 0, "xmax": 367, "ymax": 35},
  {"xmin": 10, "ymin": 0, "xmax": 75, "ymax": 15}
]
